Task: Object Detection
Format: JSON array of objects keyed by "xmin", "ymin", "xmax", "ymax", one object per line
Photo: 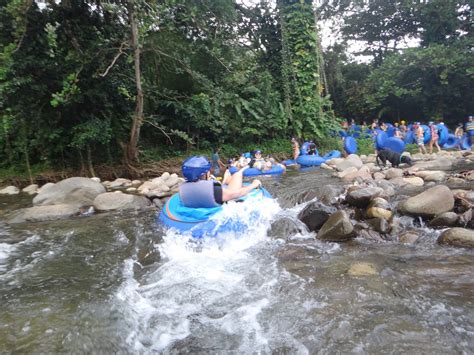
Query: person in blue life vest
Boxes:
[
  {"xmin": 179, "ymin": 156, "xmax": 261, "ymax": 208},
  {"xmin": 465, "ymin": 116, "xmax": 474, "ymax": 149}
]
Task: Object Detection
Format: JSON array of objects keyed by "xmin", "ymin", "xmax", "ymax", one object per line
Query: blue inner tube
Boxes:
[
  {"xmin": 421, "ymin": 125, "xmax": 431, "ymax": 144},
  {"xmin": 461, "ymin": 135, "xmax": 471, "ymax": 150},
  {"xmin": 322, "ymin": 150, "xmax": 342, "ymax": 160},
  {"xmin": 339, "ymin": 130, "xmax": 348, "ymax": 138},
  {"xmin": 296, "ymin": 155, "xmax": 326, "ymax": 167},
  {"xmin": 404, "ymin": 131, "xmax": 415, "ymax": 144},
  {"xmin": 442, "ymin": 134, "xmax": 459, "ymax": 149},
  {"xmin": 375, "ymin": 131, "xmax": 388, "ymax": 150},
  {"xmin": 229, "ymin": 165, "xmax": 285, "ymax": 176},
  {"xmin": 158, "ymin": 186, "xmax": 272, "ymax": 238},
  {"xmin": 384, "ymin": 137, "xmax": 405, "ymax": 153},
  {"xmin": 282, "ymin": 159, "xmax": 297, "ymax": 166},
  {"xmin": 438, "ymin": 124, "xmax": 449, "ymax": 146},
  {"xmin": 344, "ymin": 136, "xmax": 358, "ymax": 154},
  {"xmin": 300, "ymin": 141, "xmax": 318, "ymax": 156},
  {"xmin": 386, "ymin": 126, "xmax": 395, "ymax": 138}
]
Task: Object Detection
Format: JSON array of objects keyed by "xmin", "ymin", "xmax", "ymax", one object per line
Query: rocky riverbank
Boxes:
[{"xmin": 1, "ymin": 150, "xmax": 474, "ymax": 249}]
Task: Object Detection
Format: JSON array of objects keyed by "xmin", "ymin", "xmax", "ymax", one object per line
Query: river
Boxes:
[{"xmin": 0, "ymin": 169, "xmax": 473, "ymax": 353}]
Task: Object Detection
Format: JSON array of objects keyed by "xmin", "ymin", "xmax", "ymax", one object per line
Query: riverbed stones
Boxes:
[
  {"xmin": 345, "ymin": 186, "xmax": 385, "ymax": 208},
  {"xmin": 37, "ymin": 182, "xmax": 55, "ymax": 194},
  {"xmin": 374, "ymin": 172, "xmax": 385, "ymax": 180},
  {"xmin": 399, "ymin": 231, "xmax": 420, "ymax": 244},
  {"xmin": 342, "ymin": 165, "xmax": 372, "ymax": 182},
  {"xmin": 22, "ymin": 184, "xmax": 39, "ymax": 195},
  {"xmin": 268, "ymin": 217, "xmax": 307, "ymax": 239},
  {"xmin": 6, "ymin": 204, "xmax": 81, "ymax": 224},
  {"xmin": 437, "ymin": 228, "xmax": 474, "ymax": 249},
  {"xmin": 366, "ymin": 218, "xmax": 390, "ymax": 234},
  {"xmin": 366, "ymin": 207, "xmax": 392, "ymax": 221},
  {"xmin": 335, "ymin": 154, "xmax": 363, "ymax": 172},
  {"xmin": 165, "ymin": 174, "xmax": 179, "ymax": 188},
  {"xmin": 33, "ymin": 177, "xmax": 106, "ymax": 208},
  {"xmin": 402, "ymin": 177, "xmax": 424, "ymax": 186},
  {"xmin": 91, "ymin": 177, "xmax": 101, "ymax": 183},
  {"xmin": 0, "ymin": 186, "xmax": 20, "ymax": 195},
  {"xmin": 93, "ymin": 191, "xmax": 151, "ymax": 211},
  {"xmin": 399, "ymin": 185, "xmax": 454, "ymax": 217},
  {"xmin": 337, "ymin": 167, "xmax": 357, "ymax": 179},
  {"xmin": 414, "ymin": 170, "xmax": 446, "ymax": 182},
  {"xmin": 317, "ymin": 210, "xmax": 354, "ymax": 242},
  {"xmin": 108, "ymin": 178, "xmax": 132, "ymax": 189},
  {"xmin": 368, "ymin": 197, "xmax": 390, "ymax": 210},
  {"xmin": 297, "ymin": 202, "xmax": 336, "ymax": 232},
  {"xmin": 385, "ymin": 168, "xmax": 403, "ymax": 180},
  {"xmin": 428, "ymin": 212, "xmax": 459, "ymax": 228},
  {"xmin": 347, "ymin": 262, "xmax": 377, "ymax": 276}
]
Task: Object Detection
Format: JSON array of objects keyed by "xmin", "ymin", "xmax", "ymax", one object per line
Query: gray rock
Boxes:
[
  {"xmin": 399, "ymin": 185, "xmax": 454, "ymax": 217},
  {"xmin": 0, "ymin": 186, "xmax": 20, "ymax": 195},
  {"xmin": 368, "ymin": 197, "xmax": 390, "ymax": 210},
  {"xmin": 6, "ymin": 204, "xmax": 81, "ymax": 224},
  {"xmin": 385, "ymin": 168, "xmax": 404, "ymax": 180},
  {"xmin": 33, "ymin": 177, "xmax": 106, "ymax": 208},
  {"xmin": 366, "ymin": 218, "xmax": 390, "ymax": 234},
  {"xmin": 317, "ymin": 210, "xmax": 355, "ymax": 242},
  {"xmin": 437, "ymin": 228, "xmax": 474, "ymax": 249},
  {"xmin": 38, "ymin": 182, "xmax": 55, "ymax": 194},
  {"xmin": 109, "ymin": 178, "xmax": 132, "ymax": 189},
  {"xmin": 411, "ymin": 157, "xmax": 453, "ymax": 171},
  {"xmin": 297, "ymin": 202, "xmax": 336, "ymax": 232},
  {"xmin": 93, "ymin": 192, "xmax": 151, "ymax": 211},
  {"xmin": 335, "ymin": 154, "xmax": 363, "ymax": 172},
  {"xmin": 371, "ymin": 180, "xmax": 396, "ymax": 197},
  {"xmin": 161, "ymin": 172, "xmax": 171, "ymax": 180},
  {"xmin": 399, "ymin": 231, "xmax": 420, "ymax": 244},
  {"xmin": 22, "ymin": 184, "xmax": 39, "ymax": 195},
  {"xmin": 268, "ymin": 217, "xmax": 307, "ymax": 239},
  {"xmin": 415, "ymin": 171, "xmax": 446, "ymax": 182},
  {"xmin": 294, "ymin": 185, "xmax": 344, "ymax": 206},
  {"xmin": 428, "ymin": 212, "xmax": 459, "ymax": 228},
  {"xmin": 403, "ymin": 177, "xmax": 424, "ymax": 186},
  {"xmin": 165, "ymin": 175, "xmax": 179, "ymax": 188},
  {"xmin": 346, "ymin": 187, "xmax": 385, "ymax": 208}
]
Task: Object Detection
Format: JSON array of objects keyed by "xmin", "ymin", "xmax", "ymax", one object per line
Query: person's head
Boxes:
[
  {"xmin": 182, "ymin": 156, "xmax": 212, "ymax": 182},
  {"xmin": 394, "ymin": 122, "xmax": 399, "ymax": 127},
  {"xmin": 469, "ymin": 116, "xmax": 473, "ymax": 122},
  {"xmin": 213, "ymin": 147, "xmax": 220, "ymax": 154},
  {"xmin": 429, "ymin": 121, "xmax": 434, "ymax": 126},
  {"xmin": 401, "ymin": 120, "xmax": 406, "ymax": 125},
  {"xmin": 254, "ymin": 150, "xmax": 262, "ymax": 159}
]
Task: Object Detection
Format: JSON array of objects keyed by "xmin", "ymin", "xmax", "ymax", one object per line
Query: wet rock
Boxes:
[
  {"xmin": 337, "ymin": 167, "xmax": 357, "ymax": 179},
  {"xmin": 372, "ymin": 180, "xmax": 396, "ymax": 197},
  {"xmin": 399, "ymin": 231, "xmax": 420, "ymax": 244},
  {"xmin": 295, "ymin": 185, "xmax": 344, "ymax": 206},
  {"xmin": 374, "ymin": 172, "xmax": 385, "ymax": 180},
  {"xmin": 458, "ymin": 209, "xmax": 473, "ymax": 227},
  {"xmin": 366, "ymin": 207, "xmax": 392, "ymax": 221},
  {"xmin": 428, "ymin": 212, "xmax": 459, "ymax": 228},
  {"xmin": 268, "ymin": 217, "xmax": 307, "ymax": 239},
  {"xmin": 109, "ymin": 178, "xmax": 132, "ymax": 189},
  {"xmin": 345, "ymin": 187, "xmax": 385, "ymax": 208},
  {"xmin": 342, "ymin": 166, "xmax": 372, "ymax": 182},
  {"xmin": 297, "ymin": 202, "xmax": 336, "ymax": 232},
  {"xmin": 437, "ymin": 228, "xmax": 474, "ymax": 249},
  {"xmin": 152, "ymin": 198, "xmax": 163, "ymax": 209},
  {"xmin": 317, "ymin": 210, "xmax": 355, "ymax": 242},
  {"xmin": 366, "ymin": 218, "xmax": 390, "ymax": 234},
  {"xmin": 6, "ymin": 204, "xmax": 81, "ymax": 224},
  {"xmin": 33, "ymin": 177, "xmax": 106, "ymax": 208},
  {"xmin": 402, "ymin": 177, "xmax": 424, "ymax": 186},
  {"xmin": 131, "ymin": 179, "xmax": 142, "ymax": 187},
  {"xmin": 399, "ymin": 185, "xmax": 454, "ymax": 218},
  {"xmin": 335, "ymin": 154, "xmax": 363, "ymax": 172},
  {"xmin": 22, "ymin": 184, "xmax": 39, "ymax": 195},
  {"xmin": 414, "ymin": 170, "xmax": 446, "ymax": 182},
  {"xmin": 126, "ymin": 187, "xmax": 137, "ymax": 193},
  {"xmin": 410, "ymin": 157, "xmax": 453, "ymax": 171},
  {"xmin": 320, "ymin": 163, "xmax": 333, "ymax": 170},
  {"xmin": 347, "ymin": 262, "xmax": 377, "ymax": 276},
  {"xmin": 0, "ymin": 186, "xmax": 20, "ymax": 195},
  {"xmin": 368, "ymin": 197, "xmax": 390, "ymax": 210},
  {"xmin": 93, "ymin": 192, "xmax": 151, "ymax": 211},
  {"xmin": 325, "ymin": 157, "xmax": 345, "ymax": 166},
  {"xmin": 38, "ymin": 182, "xmax": 55, "ymax": 194},
  {"xmin": 357, "ymin": 228, "xmax": 384, "ymax": 242},
  {"xmin": 385, "ymin": 168, "xmax": 403, "ymax": 180}
]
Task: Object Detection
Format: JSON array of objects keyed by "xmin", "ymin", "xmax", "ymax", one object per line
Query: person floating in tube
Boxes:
[{"xmin": 179, "ymin": 156, "xmax": 261, "ymax": 208}]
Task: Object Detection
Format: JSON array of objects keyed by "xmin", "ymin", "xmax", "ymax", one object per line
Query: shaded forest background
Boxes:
[{"xmin": 0, "ymin": 0, "xmax": 472, "ymax": 177}]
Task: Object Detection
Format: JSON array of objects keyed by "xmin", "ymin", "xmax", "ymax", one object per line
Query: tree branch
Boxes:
[
  {"xmin": 100, "ymin": 42, "xmax": 128, "ymax": 77},
  {"xmin": 142, "ymin": 119, "xmax": 173, "ymax": 144}
]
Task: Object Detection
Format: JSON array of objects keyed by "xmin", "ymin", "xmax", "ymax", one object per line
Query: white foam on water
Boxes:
[{"xmin": 114, "ymin": 195, "xmax": 310, "ymax": 352}]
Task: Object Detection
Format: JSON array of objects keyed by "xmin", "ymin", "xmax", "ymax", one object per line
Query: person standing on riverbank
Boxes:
[
  {"xmin": 428, "ymin": 122, "xmax": 441, "ymax": 154},
  {"xmin": 291, "ymin": 137, "xmax": 300, "ymax": 160},
  {"xmin": 465, "ymin": 116, "xmax": 474, "ymax": 150},
  {"xmin": 211, "ymin": 148, "xmax": 225, "ymax": 176},
  {"xmin": 414, "ymin": 122, "xmax": 427, "ymax": 154}
]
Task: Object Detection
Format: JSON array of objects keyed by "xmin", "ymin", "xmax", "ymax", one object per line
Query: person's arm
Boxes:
[{"xmin": 222, "ymin": 180, "xmax": 261, "ymax": 202}]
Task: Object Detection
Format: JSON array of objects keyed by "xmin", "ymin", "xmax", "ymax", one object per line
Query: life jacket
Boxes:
[{"xmin": 179, "ymin": 180, "xmax": 220, "ymax": 208}]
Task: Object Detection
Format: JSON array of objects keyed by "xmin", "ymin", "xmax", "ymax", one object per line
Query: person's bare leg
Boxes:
[
  {"xmin": 227, "ymin": 167, "xmax": 247, "ymax": 190},
  {"xmin": 429, "ymin": 141, "xmax": 433, "ymax": 154},
  {"xmin": 222, "ymin": 169, "xmax": 233, "ymax": 185}
]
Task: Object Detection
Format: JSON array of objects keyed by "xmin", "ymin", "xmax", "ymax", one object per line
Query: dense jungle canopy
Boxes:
[{"xmin": 0, "ymin": 0, "xmax": 473, "ymax": 174}]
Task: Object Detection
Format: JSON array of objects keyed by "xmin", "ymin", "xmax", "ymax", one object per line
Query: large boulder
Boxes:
[
  {"xmin": 342, "ymin": 166, "xmax": 372, "ymax": 182},
  {"xmin": 345, "ymin": 187, "xmax": 385, "ymax": 208},
  {"xmin": 33, "ymin": 177, "xmax": 106, "ymax": 207},
  {"xmin": 93, "ymin": 192, "xmax": 151, "ymax": 211},
  {"xmin": 22, "ymin": 184, "xmax": 39, "ymax": 195},
  {"xmin": 399, "ymin": 185, "xmax": 454, "ymax": 217},
  {"xmin": 410, "ymin": 157, "xmax": 453, "ymax": 171},
  {"xmin": 437, "ymin": 228, "xmax": 474, "ymax": 249},
  {"xmin": 6, "ymin": 204, "xmax": 81, "ymax": 224},
  {"xmin": 0, "ymin": 186, "xmax": 20, "ymax": 195},
  {"xmin": 297, "ymin": 202, "xmax": 336, "ymax": 232},
  {"xmin": 317, "ymin": 211, "xmax": 355, "ymax": 242},
  {"xmin": 335, "ymin": 154, "xmax": 363, "ymax": 172}
]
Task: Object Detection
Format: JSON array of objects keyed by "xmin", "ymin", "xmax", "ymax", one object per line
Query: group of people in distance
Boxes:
[{"xmin": 342, "ymin": 115, "xmax": 474, "ymax": 154}]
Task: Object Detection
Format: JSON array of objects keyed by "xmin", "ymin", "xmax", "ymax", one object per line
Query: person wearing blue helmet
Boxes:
[{"xmin": 179, "ymin": 156, "xmax": 261, "ymax": 208}]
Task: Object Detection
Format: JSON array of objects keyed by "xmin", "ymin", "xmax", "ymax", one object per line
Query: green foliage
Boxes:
[{"xmin": 355, "ymin": 138, "xmax": 376, "ymax": 156}]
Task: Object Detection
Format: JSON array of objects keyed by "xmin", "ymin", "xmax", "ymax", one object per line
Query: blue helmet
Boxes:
[{"xmin": 182, "ymin": 156, "xmax": 211, "ymax": 182}]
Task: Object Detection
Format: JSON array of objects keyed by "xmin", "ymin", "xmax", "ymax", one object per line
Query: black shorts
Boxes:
[{"xmin": 213, "ymin": 183, "xmax": 223, "ymax": 204}]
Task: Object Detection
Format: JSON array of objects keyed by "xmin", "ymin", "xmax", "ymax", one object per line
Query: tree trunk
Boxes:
[
  {"xmin": 86, "ymin": 145, "xmax": 96, "ymax": 177},
  {"xmin": 125, "ymin": 0, "xmax": 144, "ymax": 166}
]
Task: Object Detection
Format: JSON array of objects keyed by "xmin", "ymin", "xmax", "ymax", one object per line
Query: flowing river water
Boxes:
[{"xmin": 0, "ymin": 169, "xmax": 473, "ymax": 353}]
